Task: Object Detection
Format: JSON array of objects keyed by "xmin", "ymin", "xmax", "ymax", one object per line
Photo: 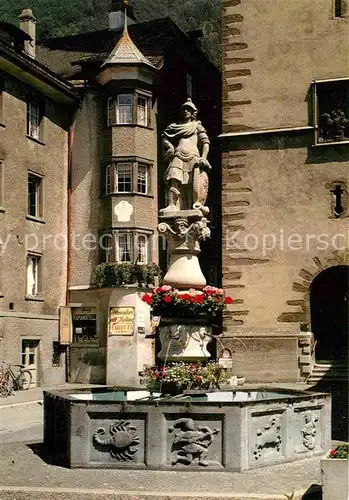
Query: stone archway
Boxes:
[
  {"xmin": 310, "ymin": 265, "xmax": 348, "ymax": 361},
  {"xmin": 278, "ymin": 249, "xmax": 349, "ymax": 331}
]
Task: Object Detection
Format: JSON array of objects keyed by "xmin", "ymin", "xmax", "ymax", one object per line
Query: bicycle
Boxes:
[
  {"xmin": 0, "ymin": 361, "xmax": 32, "ymax": 395},
  {"xmin": 0, "ymin": 365, "xmax": 11, "ymax": 397}
]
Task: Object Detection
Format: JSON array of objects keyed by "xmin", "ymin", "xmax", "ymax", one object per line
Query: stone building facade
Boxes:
[
  {"xmin": 0, "ymin": 15, "xmax": 79, "ymax": 385},
  {"xmin": 220, "ymin": 0, "xmax": 349, "ymax": 381},
  {"xmin": 0, "ymin": 4, "xmax": 221, "ymax": 385}
]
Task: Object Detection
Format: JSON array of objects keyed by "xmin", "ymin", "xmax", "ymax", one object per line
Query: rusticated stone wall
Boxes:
[{"xmin": 220, "ymin": 0, "xmax": 349, "ymax": 381}]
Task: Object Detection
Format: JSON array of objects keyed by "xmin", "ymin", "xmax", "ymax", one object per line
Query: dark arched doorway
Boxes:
[{"xmin": 310, "ymin": 265, "xmax": 348, "ymax": 361}]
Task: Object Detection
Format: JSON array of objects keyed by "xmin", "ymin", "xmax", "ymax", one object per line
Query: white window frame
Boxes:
[
  {"xmin": 116, "ymin": 94, "xmax": 133, "ymax": 124},
  {"xmin": 26, "ymin": 254, "xmax": 41, "ymax": 297},
  {"xmin": 107, "ymin": 91, "xmax": 151, "ymax": 127},
  {"xmin": 136, "ymin": 234, "xmax": 148, "ymax": 265},
  {"xmin": 116, "ymin": 232, "xmax": 133, "ymax": 263},
  {"xmin": 116, "ymin": 162, "xmax": 133, "ymax": 193},
  {"xmin": 28, "ymin": 172, "xmax": 43, "ymax": 218},
  {"xmin": 136, "ymin": 163, "xmax": 148, "ymax": 194},
  {"xmin": 313, "ymin": 77, "xmax": 349, "ymax": 146},
  {"xmin": 107, "ymin": 97, "xmax": 116, "ymax": 126},
  {"xmin": 137, "ymin": 95, "xmax": 148, "ymax": 126},
  {"xmin": 27, "ymin": 99, "xmax": 41, "ymax": 140}
]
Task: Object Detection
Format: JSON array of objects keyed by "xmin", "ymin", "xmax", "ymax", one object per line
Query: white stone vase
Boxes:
[
  {"xmin": 321, "ymin": 452, "xmax": 349, "ymax": 500},
  {"xmin": 158, "ymin": 323, "xmax": 212, "ymax": 362}
]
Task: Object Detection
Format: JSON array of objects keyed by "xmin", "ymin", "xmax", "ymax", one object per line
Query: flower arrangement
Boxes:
[
  {"xmin": 328, "ymin": 444, "xmax": 349, "ymax": 459},
  {"xmin": 140, "ymin": 361, "xmax": 229, "ymax": 392},
  {"xmin": 141, "ymin": 285, "xmax": 233, "ymax": 318}
]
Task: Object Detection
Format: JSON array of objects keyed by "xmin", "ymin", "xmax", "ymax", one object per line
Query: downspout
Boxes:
[
  {"xmin": 64, "ymin": 114, "xmax": 75, "ymax": 383},
  {"xmin": 66, "ymin": 117, "xmax": 75, "ymax": 306}
]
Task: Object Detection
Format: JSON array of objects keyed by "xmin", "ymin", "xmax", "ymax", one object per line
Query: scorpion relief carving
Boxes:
[
  {"xmin": 93, "ymin": 420, "xmax": 140, "ymax": 460},
  {"xmin": 301, "ymin": 410, "xmax": 318, "ymax": 450},
  {"xmin": 253, "ymin": 416, "xmax": 282, "ymax": 460}
]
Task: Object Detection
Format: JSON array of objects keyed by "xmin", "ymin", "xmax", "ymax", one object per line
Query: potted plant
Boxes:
[
  {"xmin": 91, "ymin": 262, "xmax": 161, "ymax": 288},
  {"xmin": 141, "ymin": 285, "xmax": 232, "ymax": 318},
  {"xmin": 141, "ymin": 285, "xmax": 233, "ymax": 361},
  {"xmin": 321, "ymin": 443, "xmax": 349, "ymax": 500},
  {"xmin": 139, "ymin": 361, "xmax": 229, "ymax": 395}
]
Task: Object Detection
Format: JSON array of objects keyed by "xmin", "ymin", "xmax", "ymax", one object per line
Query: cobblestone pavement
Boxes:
[
  {"xmin": 0, "ymin": 441, "xmax": 323, "ymax": 500},
  {"xmin": 0, "ymin": 381, "xmax": 345, "ymax": 499}
]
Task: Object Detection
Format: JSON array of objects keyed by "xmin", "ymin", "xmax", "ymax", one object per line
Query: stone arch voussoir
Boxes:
[{"xmin": 277, "ymin": 249, "xmax": 349, "ymax": 329}]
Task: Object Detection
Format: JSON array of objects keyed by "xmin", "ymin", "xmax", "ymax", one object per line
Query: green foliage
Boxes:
[
  {"xmin": 91, "ymin": 262, "xmax": 161, "ymax": 288},
  {"xmin": 0, "ymin": 0, "xmax": 220, "ymax": 65},
  {"xmin": 328, "ymin": 443, "xmax": 349, "ymax": 459},
  {"xmin": 140, "ymin": 361, "xmax": 229, "ymax": 392}
]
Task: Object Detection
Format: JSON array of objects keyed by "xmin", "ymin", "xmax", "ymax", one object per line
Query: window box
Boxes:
[
  {"xmin": 107, "ymin": 90, "xmax": 152, "ymax": 127},
  {"xmin": 91, "ymin": 262, "xmax": 161, "ymax": 288},
  {"xmin": 313, "ymin": 78, "xmax": 349, "ymax": 145}
]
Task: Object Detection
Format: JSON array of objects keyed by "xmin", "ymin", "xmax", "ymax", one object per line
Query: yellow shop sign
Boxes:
[{"xmin": 109, "ymin": 307, "xmax": 135, "ymax": 336}]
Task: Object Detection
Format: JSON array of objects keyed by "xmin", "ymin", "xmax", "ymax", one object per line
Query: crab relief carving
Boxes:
[
  {"xmin": 93, "ymin": 420, "xmax": 139, "ymax": 461},
  {"xmin": 301, "ymin": 410, "xmax": 318, "ymax": 450},
  {"xmin": 253, "ymin": 416, "xmax": 282, "ymax": 460}
]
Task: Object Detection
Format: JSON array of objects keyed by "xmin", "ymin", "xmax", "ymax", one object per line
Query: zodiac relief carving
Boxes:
[
  {"xmin": 253, "ymin": 416, "xmax": 282, "ymax": 460},
  {"xmin": 169, "ymin": 418, "xmax": 219, "ymax": 466},
  {"xmin": 93, "ymin": 420, "xmax": 139, "ymax": 461},
  {"xmin": 301, "ymin": 410, "xmax": 318, "ymax": 450}
]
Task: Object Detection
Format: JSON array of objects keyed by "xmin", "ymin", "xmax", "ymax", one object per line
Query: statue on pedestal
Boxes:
[{"xmin": 161, "ymin": 98, "xmax": 211, "ymax": 215}]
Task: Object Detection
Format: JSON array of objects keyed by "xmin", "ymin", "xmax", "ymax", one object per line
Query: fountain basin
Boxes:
[{"xmin": 44, "ymin": 387, "xmax": 331, "ymax": 471}]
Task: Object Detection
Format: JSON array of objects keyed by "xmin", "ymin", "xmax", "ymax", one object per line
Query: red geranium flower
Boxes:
[
  {"xmin": 142, "ymin": 293, "xmax": 153, "ymax": 305},
  {"xmin": 224, "ymin": 296, "xmax": 233, "ymax": 304},
  {"xmin": 179, "ymin": 293, "xmax": 191, "ymax": 301},
  {"xmin": 163, "ymin": 295, "xmax": 172, "ymax": 303},
  {"xmin": 329, "ymin": 449, "xmax": 337, "ymax": 457}
]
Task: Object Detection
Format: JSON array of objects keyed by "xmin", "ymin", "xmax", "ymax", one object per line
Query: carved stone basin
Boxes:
[{"xmin": 44, "ymin": 387, "xmax": 331, "ymax": 471}]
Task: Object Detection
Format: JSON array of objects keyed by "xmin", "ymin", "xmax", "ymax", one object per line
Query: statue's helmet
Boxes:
[{"xmin": 180, "ymin": 97, "xmax": 198, "ymax": 113}]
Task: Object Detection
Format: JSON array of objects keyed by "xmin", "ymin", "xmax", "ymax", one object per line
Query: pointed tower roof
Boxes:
[{"xmin": 102, "ymin": 12, "xmax": 155, "ymax": 69}]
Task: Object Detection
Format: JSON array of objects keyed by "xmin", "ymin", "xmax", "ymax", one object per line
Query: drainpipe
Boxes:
[{"xmin": 66, "ymin": 116, "xmax": 75, "ymax": 306}]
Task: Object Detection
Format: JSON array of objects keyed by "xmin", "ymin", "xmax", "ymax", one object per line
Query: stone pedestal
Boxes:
[
  {"xmin": 158, "ymin": 210, "xmax": 210, "ymax": 289},
  {"xmin": 158, "ymin": 322, "xmax": 212, "ymax": 361},
  {"xmin": 157, "ymin": 210, "xmax": 212, "ymax": 362}
]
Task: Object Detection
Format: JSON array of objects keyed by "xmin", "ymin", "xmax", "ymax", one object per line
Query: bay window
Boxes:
[
  {"xmin": 116, "ymin": 94, "xmax": 132, "ymax": 124},
  {"xmin": 100, "ymin": 231, "xmax": 151, "ymax": 265},
  {"xmin": 107, "ymin": 91, "xmax": 151, "ymax": 127},
  {"xmin": 117, "ymin": 232, "xmax": 133, "ymax": 262},
  {"xmin": 137, "ymin": 164, "xmax": 148, "ymax": 194},
  {"xmin": 106, "ymin": 159, "xmax": 150, "ymax": 195},
  {"xmin": 136, "ymin": 234, "xmax": 148, "ymax": 264}
]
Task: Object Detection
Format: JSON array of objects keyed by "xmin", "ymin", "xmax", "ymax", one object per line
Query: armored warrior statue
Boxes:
[{"xmin": 161, "ymin": 98, "xmax": 211, "ymax": 215}]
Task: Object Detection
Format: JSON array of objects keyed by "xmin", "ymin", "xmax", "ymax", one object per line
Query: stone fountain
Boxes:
[{"xmin": 43, "ymin": 98, "xmax": 331, "ymax": 472}]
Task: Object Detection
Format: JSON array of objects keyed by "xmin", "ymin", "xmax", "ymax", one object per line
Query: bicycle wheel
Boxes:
[
  {"xmin": 0, "ymin": 375, "xmax": 11, "ymax": 397},
  {"xmin": 17, "ymin": 370, "xmax": 32, "ymax": 390}
]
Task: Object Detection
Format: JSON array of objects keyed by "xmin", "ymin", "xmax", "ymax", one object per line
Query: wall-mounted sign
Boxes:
[
  {"xmin": 109, "ymin": 307, "xmax": 135, "ymax": 336},
  {"xmin": 218, "ymin": 348, "xmax": 233, "ymax": 369},
  {"xmin": 71, "ymin": 306, "xmax": 97, "ymax": 343}
]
